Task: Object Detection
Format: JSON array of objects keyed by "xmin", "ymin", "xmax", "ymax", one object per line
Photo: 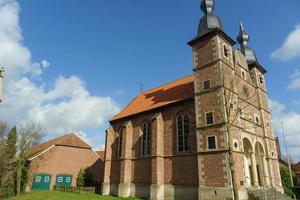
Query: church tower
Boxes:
[{"xmin": 189, "ymin": 0, "xmax": 282, "ymax": 199}]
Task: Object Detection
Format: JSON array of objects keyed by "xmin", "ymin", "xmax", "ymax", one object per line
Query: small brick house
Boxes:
[
  {"xmin": 27, "ymin": 133, "xmax": 103, "ymax": 191},
  {"xmin": 102, "ymin": 0, "xmax": 282, "ymax": 200},
  {"xmin": 293, "ymin": 163, "xmax": 300, "ymax": 187}
]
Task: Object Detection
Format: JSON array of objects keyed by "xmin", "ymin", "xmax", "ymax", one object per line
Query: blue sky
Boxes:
[{"xmin": 0, "ymin": 0, "xmax": 300, "ymax": 160}]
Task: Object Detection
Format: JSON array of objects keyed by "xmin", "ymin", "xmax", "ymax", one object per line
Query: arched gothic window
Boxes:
[
  {"xmin": 141, "ymin": 122, "xmax": 151, "ymax": 156},
  {"xmin": 176, "ymin": 114, "xmax": 189, "ymax": 152},
  {"xmin": 117, "ymin": 127, "xmax": 124, "ymax": 158}
]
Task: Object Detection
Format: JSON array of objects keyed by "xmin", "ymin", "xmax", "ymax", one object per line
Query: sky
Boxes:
[{"xmin": 0, "ymin": 0, "xmax": 299, "ymax": 160}]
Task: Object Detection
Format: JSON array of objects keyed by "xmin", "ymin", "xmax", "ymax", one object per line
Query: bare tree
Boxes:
[
  {"xmin": 214, "ymin": 65, "xmax": 258, "ymax": 200},
  {"xmin": 16, "ymin": 123, "xmax": 45, "ymax": 194}
]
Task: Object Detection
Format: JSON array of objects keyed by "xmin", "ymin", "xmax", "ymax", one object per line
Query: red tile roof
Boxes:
[
  {"xmin": 96, "ymin": 151, "xmax": 105, "ymax": 160},
  {"xmin": 293, "ymin": 163, "xmax": 300, "ymax": 173},
  {"xmin": 111, "ymin": 75, "xmax": 194, "ymax": 122},
  {"xmin": 29, "ymin": 133, "xmax": 91, "ymax": 159}
]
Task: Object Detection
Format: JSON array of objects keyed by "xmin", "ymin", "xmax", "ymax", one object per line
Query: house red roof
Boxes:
[
  {"xmin": 29, "ymin": 133, "xmax": 91, "ymax": 159},
  {"xmin": 293, "ymin": 163, "xmax": 300, "ymax": 173},
  {"xmin": 111, "ymin": 75, "xmax": 194, "ymax": 122},
  {"xmin": 96, "ymin": 151, "xmax": 105, "ymax": 160}
]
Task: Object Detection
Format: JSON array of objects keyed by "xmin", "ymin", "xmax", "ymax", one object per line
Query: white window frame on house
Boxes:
[
  {"xmin": 176, "ymin": 114, "xmax": 190, "ymax": 153},
  {"xmin": 66, "ymin": 177, "xmax": 71, "ymax": 183},
  {"xmin": 207, "ymin": 135, "xmax": 217, "ymax": 150},
  {"xmin": 58, "ymin": 177, "xmax": 63, "ymax": 183},
  {"xmin": 44, "ymin": 176, "xmax": 50, "ymax": 183},
  {"xmin": 205, "ymin": 111, "xmax": 214, "ymax": 125},
  {"xmin": 203, "ymin": 80, "xmax": 211, "ymax": 90},
  {"xmin": 141, "ymin": 122, "xmax": 151, "ymax": 156},
  {"xmin": 35, "ymin": 176, "xmax": 41, "ymax": 183}
]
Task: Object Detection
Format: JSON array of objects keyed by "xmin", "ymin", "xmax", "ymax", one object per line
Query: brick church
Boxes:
[{"xmin": 102, "ymin": 0, "xmax": 282, "ymax": 199}]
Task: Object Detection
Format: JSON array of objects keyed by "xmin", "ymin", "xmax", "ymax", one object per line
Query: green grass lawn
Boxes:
[{"xmin": 7, "ymin": 191, "xmax": 142, "ymax": 200}]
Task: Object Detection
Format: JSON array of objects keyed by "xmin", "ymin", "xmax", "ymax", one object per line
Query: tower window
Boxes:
[
  {"xmin": 255, "ymin": 115, "xmax": 260, "ymax": 125},
  {"xmin": 223, "ymin": 45, "xmax": 229, "ymax": 58},
  {"xmin": 141, "ymin": 122, "xmax": 151, "ymax": 156},
  {"xmin": 204, "ymin": 80, "xmax": 211, "ymax": 90},
  {"xmin": 208, "ymin": 136, "xmax": 217, "ymax": 149},
  {"xmin": 241, "ymin": 69, "xmax": 246, "ymax": 79},
  {"xmin": 176, "ymin": 114, "xmax": 189, "ymax": 152},
  {"xmin": 206, "ymin": 112, "xmax": 214, "ymax": 125},
  {"xmin": 238, "ymin": 107, "xmax": 244, "ymax": 117},
  {"xmin": 259, "ymin": 76, "xmax": 264, "ymax": 84},
  {"xmin": 243, "ymin": 85, "xmax": 249, "ymax": 98}
]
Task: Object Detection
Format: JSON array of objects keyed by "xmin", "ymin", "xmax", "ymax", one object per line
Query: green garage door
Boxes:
[
  {"xmin": 31, "ymin": 174, "xmax": 51, "ymax": 191},
  {"xmin": 55, "ymin": 174, "xmax": 72, "ymax": 187}
]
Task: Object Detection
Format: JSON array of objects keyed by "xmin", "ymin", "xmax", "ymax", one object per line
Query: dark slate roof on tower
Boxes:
[
  {"xmin": 198, "ymin": 0, "xmax": 223, "ymax": 37},
  {"xmin": 237, "ymin": 20, "xmax": 258, "ymax": 65}
]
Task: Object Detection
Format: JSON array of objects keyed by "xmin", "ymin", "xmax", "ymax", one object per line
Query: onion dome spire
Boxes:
[
  {"xmin": 237, "ymin": 20, "xmax": 258, "ymax": 64},
  {"xmin": 198, "ymin": 0, "xmax": 223, "ymax": 37}
]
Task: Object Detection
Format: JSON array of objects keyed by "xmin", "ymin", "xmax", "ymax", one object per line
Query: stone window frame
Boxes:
[
  {"xmin": 205, "ymin": 111, "xmax": 214, "ymax": 125},
  {"xmin": 259, "ymin": 75, "xmax": 264, "ymax": 85},
  {"xmin": 141, "ymin": 121, "xmax": 151, "ymax": 157},
  {"xmin": 207, "ymin": 135, "xmax": 217, "ymax": 150},
  {"xmin": 176, "ymin": 113, "xmax": 190, "ymax": 153},
  {"xmin": 241, "ymin": 68, "xmax": 246, "ymax": 80},
  {"xmin": 222, "ymin": 43, "xmax": 230, "ymax": 59},
  {"xmin": 233, "ymin": 139, "xmax": 239, "ymax": 151},
  {"xmin": 243, "ymin": 85, "xmax": 250, "ymax": 98},
  {"xmin": 254, "ymin": 114, "xmax": 261, "ymax": 125},
  {"xmin": 203, "ymin": 79, "xmax": 211, "ymax": 91}
]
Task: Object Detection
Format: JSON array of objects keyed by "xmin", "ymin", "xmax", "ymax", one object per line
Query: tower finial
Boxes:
[
  {"xmin": 197, "ymin": 0, "xmax": 223, "ymax": 37},
  {"xmin": 201, "ymin": 0, "xmax": 214, "ymax": 15},
  {"xmin": 239, "ymin": 19, "xmax": 244, "ymax": 31},
  {"xmin": 237, "ymin": 20, "xmax": 258, "ymax": 64}
]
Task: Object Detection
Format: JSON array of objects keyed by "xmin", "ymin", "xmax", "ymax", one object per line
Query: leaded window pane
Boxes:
[
  {"xmin": 142, "ymin": 122, "xmax": 151, "ymax": 156},
  {"xmin": 118, "ymin": 128, "xmax": 123, "ymax": 158},
  {"xmin": 176, "ymin": 114, "xmax": 189, "ymax": 152}
]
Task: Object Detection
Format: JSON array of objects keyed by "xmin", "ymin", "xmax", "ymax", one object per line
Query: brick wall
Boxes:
[
  {"xmin": 106, "ymin": 100, "xmax": 198, "ymax": 187},
  {"xmin": 29, "ymin": 145, "xmax": 103, "ymax": 190}
]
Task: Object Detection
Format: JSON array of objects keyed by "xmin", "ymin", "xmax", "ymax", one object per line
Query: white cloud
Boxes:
[
  {"xmin": 271, "ymin": 24, "xmax": 300, "ymax": 61},
  {"xmin": 0, "ymin": 0, "xmax": 120, "ymax": 141},
  {"xmin": 287, "ymin": 68, "xmax": 300, "ymax": 90},
  {"xmin": 269, "ymin": 99, "xmax": 300, "ymax": 162}
]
